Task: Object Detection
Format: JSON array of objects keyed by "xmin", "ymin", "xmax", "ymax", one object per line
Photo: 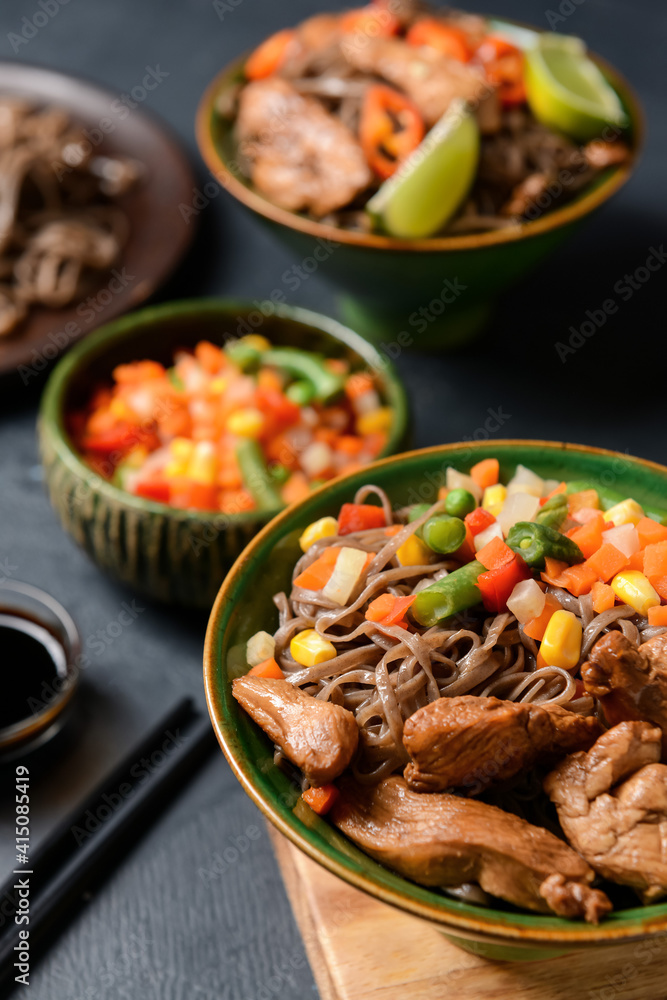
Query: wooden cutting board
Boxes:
[{"xmin": 268, "ymin": 826, "xmax": 667, "ymax": 1000}]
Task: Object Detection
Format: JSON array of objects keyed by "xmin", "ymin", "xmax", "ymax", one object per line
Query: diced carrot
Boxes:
[
  {"xmin": 568, "ymin": 489, "xmax": 599, "ymax": 517},
  {"xmin": 637, "ymin": 517, "xmax": 667, "ymax": 549},
  {"xmin": 572, "ymin": 506, "xmax": 603, "ymax": 525},
  {"xmin": 338, "ymin": 502, "xmax": 386, "ymax": 534},
  {"xmin": 558, "ymin": 562, "xmax": 599, "ymax": 597},
  {"xmin": 384, "ymin": 525, "xmax": 402, "ymax": 537},
  {"xmin": 336, "ymin": 435, "xmax": 364, "ymax": 456},
  {"xmin": 470, "ymin": 458, "xmax": 499, "ymax": 490},
  {"xmin": 345, "ymin": 372, "xmax": 375, "ymax": 400},
  {"xmin": 112, "ymin": 360, "xmax": 165, "ymax": 384},
  {"xmin": 325, "ymin": 358, "xmax": 349, "ymax": 375},
  {"xmin": 541, "ymin": 557, "xmax": 568, "ymax": 587},
  {"xmin": 454, "ymin": 523, "xmax": 476, "ymax": 564},
  {"xmin": 302, "ymin": 784, "xmax": 339, "ymax": 815},
  {"xmin": 643, "ymin": 541, "xmax": 667, "ymax": 581},
  {"xmin": 628, "ymin": 550, "xmax": 645, "ymax": 572},
  {"xmin": 248, "ymin": 657, "xmax": 284, "ymax": 679},
  {"xmin": 282, "ymin": 472, "xmax": 311, "ymax": 505},
  {"xmin": 219, "ymin": 488, "xmax": 255, "ymax": 513},
  {"xmin": 363, "ymin": 431, "xmax": 387, "ymax": 457},
  {"xmin": 465, "ymin": 507, "xmax": 496, "ymax": 536},
  {"xmin": 591, "ymin": 581, "xmax": 616, "ymax": 614},
  {"xmin": 437, "ymin": 486, "xmax": 450, "ymax": 501},
  {"xmin": 293, "ymin": 546, "xmax": 340, "ymax": 590},
  {"xmin": 568, "ymin": 514, "xmax": 606, "ymax": 559},
  {"xmin": 585, "ymin": 543, "xmax": 629, "ymax": 583},
  {"xmin": 257, "ymin": 368, "xmax": 283, "ymax": 393},
  {"xmin": 648, "ymin": 605, "xmax": 667, "ymax": 627},
  {"xmin": 523, "ymin": 594, "xmax": 561, "ymax": 641},
  {"xmin": 245, "ymin": 28, "xmax": 296, "ymax": 80},
  {"xmin": 366, "ymin": 593, "xmax": 416, "ymax": 625},
  {"xmin": 476, "ymin": 535, "xmax": 514, "ymax": 571},
  {"xmin": 654, "ymin": 577, "xmax": 667, "ymax": 601},
  {"xmin": 195, "ymin": 340, "xmax": 224, "ymax": 374}
]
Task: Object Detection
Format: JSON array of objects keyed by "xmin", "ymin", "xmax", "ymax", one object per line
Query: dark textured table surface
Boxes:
[{"xmin": 0, "ymin": 0, "xmax": 664, "ymax": 996}]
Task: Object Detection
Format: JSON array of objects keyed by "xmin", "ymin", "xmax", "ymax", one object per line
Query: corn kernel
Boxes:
[
  {"xmin": 209, "ymin": 377, "xmax": 228, "ymax": 394},
  {"xmin": 299, "ymin": 516, "xmax": 338, "ymax": 552},
  {"xmin": 170, "ymin": 437, "xmax": 194, "ymax": 460},
  {"xmin": 482, "ymin": 484, "xmax": 507, "ymax": 517},
  {"xmin": 396, "ymin": 534, "xmax": 432, "ymax": 567},
  {"xmin": 226, "ymin": 407, "xmax": 265, "ymax": 438},
  {"xmin": 603, "ymin": 498, "xmax": 644, "ymax": 527},
  {"xmin": 611, "ymin": 570, "xmax": 660, "ymax": 616},
  {"xmin": 356, "ymin": 407, "xmax": 393, "ymax": 436},
  {"xmin": 165, "ymin": 459, "xmax": 189, "ymax": 478},
  {"xmin": 290, "ymin": 629, "xmax": 337, "ymax": 667},
  {"xmin": 187, "ymin": 441, "xmax": 218, "ymax": 485},
  {"xmin": 238, "ymin": 334, "xmax": 271, "ymax": 352},
  {"xmin": 539, "ymin": 609, "xmax": 582, "ymax": 671}
]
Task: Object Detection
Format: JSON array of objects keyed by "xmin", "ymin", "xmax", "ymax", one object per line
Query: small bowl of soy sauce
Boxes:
[{"xmin": 0, "ymin": 581, "xmax": 81, "ymax": 761}]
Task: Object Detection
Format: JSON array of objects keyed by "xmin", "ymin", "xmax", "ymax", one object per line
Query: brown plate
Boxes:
[{"xmin": 0, "ymin": 61, "xmax": 196, "ymax": 379}]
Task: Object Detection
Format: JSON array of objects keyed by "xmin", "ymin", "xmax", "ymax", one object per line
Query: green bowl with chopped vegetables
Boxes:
[
  {"xmin": 38, "ymin": 299, "xmax": 409, "ymax": 608},
  {"xmin": 205, "ymin": 440, "xmax": 667, "ymax": 961}
]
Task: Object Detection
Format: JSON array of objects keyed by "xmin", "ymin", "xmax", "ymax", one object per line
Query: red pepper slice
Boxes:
[
  {"xmin": 135, "ymin": 480, "xmax": 171, "ymax": 503},
  {"xmin": 245, "ymin": 29, "xmax": 296, "ymax": 81},
  {"xmin": 359, "ymin": 85, "xmax": 425, "ymax": 179},
  {"xmin": 406, "ymin": 18, "xmax": 472, "ymax": 62},
  {"xmin": 464, "ymin": 507, "xmax": 496, "ymax": 536},
  {"xmin": 475, "ymin": 35, "xmax": 526, "ymax": 107},
  {"xmin": 477, "ymin": 555, "xmax": 532, "ymax": 612},
  {"xmin": 338, "ymin": 502, "xmax": 386, "ymax": 534},
  {"xmin": 82, "ymin": 424, "xmax": 155, "ymax": 456}
]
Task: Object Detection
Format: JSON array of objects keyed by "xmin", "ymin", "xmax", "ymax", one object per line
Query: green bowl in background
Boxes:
[
  {"xmin": 38, "ymin": 299, "xmax": 409, "ymax": 609},
  {"xmin": 196, "ymin": 20, "xmax": 643, "ymax": 352},
  {"xmin": 204, "ymin": 440, "xmax": 667, "ymax": 960}
]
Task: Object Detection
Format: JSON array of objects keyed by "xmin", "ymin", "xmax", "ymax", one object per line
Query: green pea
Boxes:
[
  {"xmin": 422, "ymin": 515, "xmax": 467, "ymax": 554},
  {"xmin": 407, "ymin": 504, "xmax": 432, "ymax": 523},
  {"xmin": 445, "ymin": 488, "xmax": 476, "ymax": 519}
]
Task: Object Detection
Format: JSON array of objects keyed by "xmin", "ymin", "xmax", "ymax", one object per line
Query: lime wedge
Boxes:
[
  {"xmin": 525, "ymin": 33, "xmax": 628, "ymax": 142},
  {"xmin": 366, "ymin": 99, "xmax": 479, "ymax": 239}
]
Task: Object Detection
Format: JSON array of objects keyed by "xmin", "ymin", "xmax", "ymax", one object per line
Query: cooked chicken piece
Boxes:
[
  {"xmin": 403, "ymin": 695, "xmax": 602, "ymax": 794},
  {"xmin": 545, "ymin": 721, "xmax": 667, "ymax": 902},
  {"xmin": 232, "ymin": 676, "xmax": 358, "ymax": 786},
  {"xmin": 584, "ymin": 139, "xmax": 631, "ymax": 169},
  {"xmin": 581, "ymin": 632, "xmax": 667, "ymax": 754},
  {"xmin": 331, "ymin": 775, "xmax": 611, "ymax": 921},
  {"xmin": 340, "ymin": 35, "xmax": 493, "ymax": 127},
  {"xmin": 235, "ymin": 78, "xmax": 371, "ymax": 217}
]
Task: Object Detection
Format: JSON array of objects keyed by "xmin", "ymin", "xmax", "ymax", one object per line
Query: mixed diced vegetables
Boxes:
[{"xmin": 68, "ymin": 335, "xmax": 392, "ymax": 513}]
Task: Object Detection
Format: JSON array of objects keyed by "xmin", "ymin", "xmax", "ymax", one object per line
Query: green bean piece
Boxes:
[
  {"xmin": 269, "ymin": 463, "xmax": 290, "ymax": 485},
  {"xmin": 422, "ymin": 515, "xmax": 466, "ymax": 555},
  {"xmin": 445, "ymin": 488, "xmax": 477, "ymax": 519},
  {"xmin": 285, "ymin": 380, "xmax": 315, "ymax": 406},
  {"xmin": 536, "ymin": 494, "xmax": 567, "ymax": 529},
  {"xmin": 235, "ymin": 439, "xmax": 283, "ymax": 511},
  {"xmin": 261, "ymin": 347, "xmax": 345, "ymax": 404},
  {"xmin": 566, "ymin": 480, "xmax": 667, "ymax": 526},
  {"xmin": 411, "ymin": 560, "xmax": 485, "ymax": 627},
  {"xmin": 506, "ymin": 521, "xmax": 583, "ymax": 570}
]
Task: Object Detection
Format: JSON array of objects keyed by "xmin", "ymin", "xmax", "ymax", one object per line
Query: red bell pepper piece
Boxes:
[
  {"xmin": 134, "ymin": 480, "xmax": 171, "ymax": 503},
  {"xmin": 359, "ymin": 84, "xmax": 425, "ymax": 179},
  {"xmin": 255, "ymin": 387, "xmax": 301, "ymax": 432},
  {"xmin": 475, "ymin": 35, "xmax": 526, "ymax": 107},
  {"xmin": 464, "ymin": 507, "xmax": 496, "ymax": 536},
  {"xmin": 406, "ymin": 18, "xmax": 472, "ymax": 61},
  {"xmin": 245, "ymin": 28, "xmax": 296, "ymax": 80},
  {"xmin": 477, "ymin": 554, "xmax": 531, "ymax": 612},
  {"xmin": 338, "ymin": 503, "xmax": 386, "ymax": 535},
  {"xmin": 365, "ymin": 593, "xmax": 416, "ymax": 626}
]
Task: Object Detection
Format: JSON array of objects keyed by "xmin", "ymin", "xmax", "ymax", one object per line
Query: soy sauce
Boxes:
[{"xmin": 0, "ymin": 612, "xmax": 68, "ymax": 729}]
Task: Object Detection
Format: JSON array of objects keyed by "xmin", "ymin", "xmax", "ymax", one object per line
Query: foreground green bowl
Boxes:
[
  {"xmin": 196, "ymin": 20, "xmax": 643, "ymax": 351},
  {"xmin": 38, "ymin": 299, "xmax": 408, "ymax": 608},
  {"xmin": 205, "ymin": 440, "xmax": 667, "ymax": 960}
]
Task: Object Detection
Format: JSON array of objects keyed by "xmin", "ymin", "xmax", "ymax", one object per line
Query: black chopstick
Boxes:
[{"xmin": 0, "ymin": 697, "xmax": 216, "ymax": 990}]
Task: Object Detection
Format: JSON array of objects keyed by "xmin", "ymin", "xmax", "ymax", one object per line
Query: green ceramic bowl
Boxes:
[
  {"xmin": 38, "ymin": 299, "xmax": 409, "ymax": 609},
  {"xmin": 205, "ymin": 440, "xmax": 667, "ymax": 960},
  {"xmin": 196, "ymin": 20, "xmax": 643, "ymax": 351}
]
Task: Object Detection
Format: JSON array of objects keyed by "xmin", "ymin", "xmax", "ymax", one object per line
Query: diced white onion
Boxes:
[
  {"xmin": 498, "ymin": 492, "xmax": 540, "ymax": 536},
  {"xmin": 446, "ymin": 467, "xmax": 482, "ymax": 504},
  {"xmin": 507, "ymin": 464, "xmax": 544, "ymax": 498},
  {"xmin": 507, "ymin": 579, "xmax": 546, "ymax": 624},
  {"xmin": 322, "ymin": 547, "xmax": 367, "ymax": 606},
  {"xmin": 604, "ymin": 523, "xmax": 640, "ymax": 558},
  {"xmin": 300, "ymin": 442, "xmax": 332, "ymax": 478},
  {"xmin": 541, "ymin": 478, "xmax": 561, "ymax": 497},
  {"xmin": 246, "ymin": 630, "xmax": 276, "ymax": 667},
  {"xmin": 474, "ymin": 521, "xmax": 504, "ymax": 551}
]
